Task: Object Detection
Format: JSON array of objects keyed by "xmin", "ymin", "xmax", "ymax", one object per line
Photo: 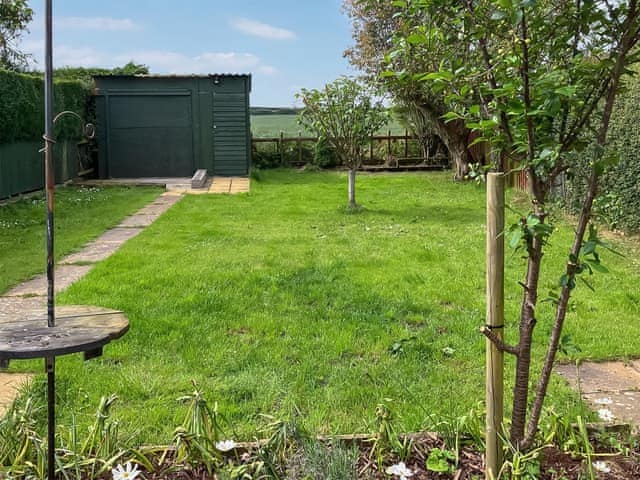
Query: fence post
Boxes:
[
  {"xmin": 486, "ymin": 172, "xmax": 505, "ymax": 480},
  {"xmin": 298, "ymin": 130, "xmax": 302, "ymax": 165},
  {"xmin": 279, "ymin": 130, "xmax": 285, "ymax": 166},
  {"xmin": 370, "ymin": 135, "xmax": 374, "ymax": 163},
  {"xmin": 404, "ymin": 129, "xmax": 408, "ymax": 159},
  {"xmin": 387, "ymin": 129, "xmax": 392, "ymax": 157}
]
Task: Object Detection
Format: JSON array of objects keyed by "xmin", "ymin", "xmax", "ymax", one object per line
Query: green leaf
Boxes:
[
  {"xmin": 407, "ymin": 33, "xmax": 428, "ymax": 45},
  {"xmin": 426, "ymin": 449, "xmax": 456, "ymax": 473}
]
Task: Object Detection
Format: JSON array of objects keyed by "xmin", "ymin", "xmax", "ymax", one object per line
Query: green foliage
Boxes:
[
  {"xmin": 312, "ymin": 136, "xmax": 339, "ymax": 168},
  {"xmin": 53, "ymin": 62, "xmax": 150, "ymax": 87},
  {"xmin": 426, "ymin": 448, "xmax": 456, "ymax": 473},
  {"xmin": 298, "ymin": 440, "xmax": 359, "ymax": 480},
  {"xmin": 0, "ymin": 0, "xmax": 33, "ymax": 70},
  {"xmin": 0, "ymin": 69, "xmax": 91, "ymax": 144},
  {"xmin": 297, "ymin": 77, "xmax": 388, "ymax": 170},
  {"xmin": 566, "ymin": 72, "xmax": 640, "ymax": 233}
]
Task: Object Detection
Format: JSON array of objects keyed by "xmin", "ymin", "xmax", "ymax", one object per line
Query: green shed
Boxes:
[{"xmin": 93, "ymin": 74, "xmax": 251, "ymax": 178}]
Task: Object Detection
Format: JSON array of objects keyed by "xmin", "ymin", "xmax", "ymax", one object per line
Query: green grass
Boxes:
[
  {"xmin": 0, "ymin": 186, "xmax": 162, "ymax": 294},
  {"xmin": 251, "ymin": 114, "xmax": 407, "ymax": 137},
  {"xmin": 12, "ymin": 171, "xmax": 640, "ymax": 445}
]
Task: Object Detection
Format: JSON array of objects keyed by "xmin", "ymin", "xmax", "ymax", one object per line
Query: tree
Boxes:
[
  {"xmin": 343, "ymin": 0, "xmax": 475, "ymax": 180},
  {"xmin": 0, "ymin": 0, "xmax": 33, "ymax": 70},
  {"xmin": 389, "ymin": 0, "xmax": 640, "ymax": 450},
  {"xmin": 297, "ymin": 77, "xmax": 387, "ymax": 209}
]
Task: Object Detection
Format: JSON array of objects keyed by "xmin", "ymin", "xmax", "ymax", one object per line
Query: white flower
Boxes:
[
  {"xmin": 592, "ymin": 461, "xmax": 611, "ymax": 473},
  {"xmin": 386, "ymin": 461, "xmax": 414, "ymax": 479},
  {"xmin": 594, "ymin": 397, "xmax": 613, "ymax": 405},
  {"xmin": 215, "ymin": 439, "xmax": 237, "ymax": 452},
  {"xmin": 598, "ymin": 408, "xmax": 615, "ymax": 422},
  {"xmin": 112, "ymin": 462, "xmax": 141, "ymax": 480}
]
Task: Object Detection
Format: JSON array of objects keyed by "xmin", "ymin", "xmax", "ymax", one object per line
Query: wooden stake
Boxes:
[{"xmin": 486, "ymin": 172, "xmax": 505, "ymax": 479}]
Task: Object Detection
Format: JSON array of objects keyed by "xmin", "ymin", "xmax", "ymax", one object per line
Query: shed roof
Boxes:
[
  {"xmin": 92, "ymin": 73, "xmax": 251, "ymax": 79},
  {"xmin": 92, "ymin": 73, "xmax": 252, "ymax": 91}
]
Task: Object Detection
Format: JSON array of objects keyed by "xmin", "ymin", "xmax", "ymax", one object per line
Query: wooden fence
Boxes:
[{"xmin": 251, "ymin": 130, "xmax": 449, "ymax": 170}]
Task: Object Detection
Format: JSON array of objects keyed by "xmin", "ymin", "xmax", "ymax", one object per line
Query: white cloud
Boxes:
[
  {"xmin": 257, "ymin": 65, "xmax": 278, "ymax": 75},
  {"xmin": 21, "ymin": 40, "xmax": 112, "ymax": 68},
  {"xmin": 56, "ymin": 16, "xmax": 139, "ymax": 31},
  {"xmin": 118, "ymin": 50, "xmax": 261, "ymax": 74},
  {"xmin": 230, "ymin": 18, "xmax": 296, "ymax": 40},
  {"xmin": 20, "ymin": 38, "xmax": 274, "ymax": 76}
]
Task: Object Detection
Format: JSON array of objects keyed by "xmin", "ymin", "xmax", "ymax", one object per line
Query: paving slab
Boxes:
[
  {"xmin": 557, "ymin": 361, "xmax": 640, "ymax": 429},
  {"xmin": 229, "ymin": 177, "xmax": 250, "ymax": 193},
  {"xmin": 59, "ymin": 241, "xmax": 122, "ymax": 265},
  {"xmin": 0, "ymin": 373, "xmax": 34, "ymax": 415},
  {"xmin": 93, "ymin": 227, "xmax": 143, "ymax": 244},
  {"xmin": 118, "ymin": 214, "xmax": 161, "ymax": 228},
  {"xmin": 4, "ymin": 265, "xmax": 93, "ymax": 297},
  {"xmin": 556, "ymin": 361, "xmax": 640, "ymax": 393}
]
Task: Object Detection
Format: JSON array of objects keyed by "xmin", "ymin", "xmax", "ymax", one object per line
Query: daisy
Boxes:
[
  {"xmin": 215, "ymin": 439, "xmax": 237, "ymax": 452},
  {"xmin": 592, "ymin": 461, "xmax": 611, "ymax": 473},
  {"xmin": 598, "ymin": 408, "xmax": 615, "ymax": 422},
  {"xmin": 112, "ymin": 462, "xmax": 141, "ymax": 480},
  {"xmin": 386, "ymin": 461, "xmax": 414, "ymax": 479}
]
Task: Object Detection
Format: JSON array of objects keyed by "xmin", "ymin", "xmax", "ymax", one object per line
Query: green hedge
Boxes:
[
  {"xmin": 0, "ymin": 69, "xmax": 91, "ymax": 145},
  {"xmin": 566, "ymin": 73, "xmax": 640, "ymax": 233}
]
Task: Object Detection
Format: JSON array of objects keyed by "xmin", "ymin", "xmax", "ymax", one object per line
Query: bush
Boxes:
[
  {"xmin": 312, "ymin": 137, "xmax": 340, "ymax": 168},
  {"xmin": 566, "ymin": 74, "xmax": 640, "ymax": 233},
  {"xmin": 0, "ymin": 69, "xmax": 91, "ymax": 144}
]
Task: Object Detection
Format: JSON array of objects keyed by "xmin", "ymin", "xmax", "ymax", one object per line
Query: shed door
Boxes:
[
  {"xmin": 212, "ymin": 93, "xmax": 248, "ymax": 175},
  {"xmin": 108, "ymin": 94, "xmax": 194, "ymax": 177}
]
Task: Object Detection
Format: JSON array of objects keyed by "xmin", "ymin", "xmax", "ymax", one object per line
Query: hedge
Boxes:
[
  {"xmin": 0, "ymin": 69, "xmax": 91, "ymax": 145},
  {"xmin": 566, "ymin": 73, "xmax": 640, "ymax": 233}
]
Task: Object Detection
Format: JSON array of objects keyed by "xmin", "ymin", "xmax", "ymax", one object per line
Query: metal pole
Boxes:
[
  {"xmin": 485, "ymin": 173, "xmax": 505, "ymax": 479},
  {"xmin": 44, "ymin": 1, "xmax": 56, "ymax": 478}
]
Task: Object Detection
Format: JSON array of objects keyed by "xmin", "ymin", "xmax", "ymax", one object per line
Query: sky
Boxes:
[{"xmin": 19, "ymin": 0, "xmax": 358, "ymax": 107}]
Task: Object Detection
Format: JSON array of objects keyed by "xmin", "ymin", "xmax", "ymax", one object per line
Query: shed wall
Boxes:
[{"xmin": 94, "ymin": 75, "xmax": 251, "ymax": 178}]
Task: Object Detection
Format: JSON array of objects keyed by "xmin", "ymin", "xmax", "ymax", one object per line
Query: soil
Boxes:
[{"xmin": 127, "ymin": 432, "xmax": 640, "ymax": 479}]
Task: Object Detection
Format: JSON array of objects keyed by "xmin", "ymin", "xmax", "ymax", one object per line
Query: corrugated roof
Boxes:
[{"xmin": 92, "ymin": 73, "xmax": 251, "ymax": 78}]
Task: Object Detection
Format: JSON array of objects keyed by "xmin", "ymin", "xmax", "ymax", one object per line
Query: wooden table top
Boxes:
[{"xmin": 0, "ymin": 306, "xmax": 129, "ymax": 360}]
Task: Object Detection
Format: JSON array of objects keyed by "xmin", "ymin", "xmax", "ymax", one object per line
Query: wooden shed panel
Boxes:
[{"xmin": 212, "ymin": 92, "xmax": 249, "ymax": 176}]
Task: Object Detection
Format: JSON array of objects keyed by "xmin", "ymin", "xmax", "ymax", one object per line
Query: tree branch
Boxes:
[{"xmin": 480, "ymin": 326, "xmax": 520, "ymax": 356}]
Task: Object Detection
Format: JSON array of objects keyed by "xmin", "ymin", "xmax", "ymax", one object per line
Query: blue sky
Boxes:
[{"xmin": 20, "ymin": 0, "xmax": 357, "ymax": 106}]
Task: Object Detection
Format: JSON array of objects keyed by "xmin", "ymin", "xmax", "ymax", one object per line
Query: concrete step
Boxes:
[{"xmin": 191, "ymin": 169, "xmax": 208, "ymax": 189}]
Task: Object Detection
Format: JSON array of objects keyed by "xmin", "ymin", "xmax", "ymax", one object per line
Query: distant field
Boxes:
[{"xmin": 251, "ymin": 114, "xmax": 408, "ymax": 137}]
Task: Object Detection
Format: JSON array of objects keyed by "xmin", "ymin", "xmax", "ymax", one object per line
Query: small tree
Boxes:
[
  {"xmin": 298, "ymin": 77, "xmax": 387, "ymax": 208},
  {"xmin": 387, "ymin": 0, "xmax": 640, "ymax": 451}
]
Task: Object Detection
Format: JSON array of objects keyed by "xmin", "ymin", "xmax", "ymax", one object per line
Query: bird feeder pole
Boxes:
[{"xmin": 43, "ymin": 0, "xmax": 57, "ymax": 476}]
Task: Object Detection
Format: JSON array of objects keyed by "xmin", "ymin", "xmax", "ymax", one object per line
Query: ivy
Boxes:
[{"xmin": 0, "ymin": 69, "xmax": 91, "ymax": 145}]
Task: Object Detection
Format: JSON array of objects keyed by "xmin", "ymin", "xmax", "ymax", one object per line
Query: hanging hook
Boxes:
[{"xmin": 52, "ymin": 110, "xmax": 95, "ymax": 139}]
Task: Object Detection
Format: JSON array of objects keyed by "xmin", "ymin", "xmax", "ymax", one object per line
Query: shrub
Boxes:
[
  {"xmin": 312, "ymin": 137, "xmax": 340, "ymax": 168},
  {"xmin": 566, "ymin": 73, "xmax": 640, "ymax": 233},
  {"xmin": 0, "ymin": 69, "xmax": 91, "ymax": 144}
]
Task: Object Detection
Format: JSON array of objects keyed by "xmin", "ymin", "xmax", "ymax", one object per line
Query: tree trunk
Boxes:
[
  {"xmin": 347, "ymin": 168, "xmax": 357, "ymax": 208},
  {"xmin": 429, "ymin": 116, "xmax": 469, "ymax": 181}
]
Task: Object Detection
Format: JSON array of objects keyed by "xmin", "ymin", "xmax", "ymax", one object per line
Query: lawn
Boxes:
[
  {"xmin": 13, "ymin": 171, "xmax": 640, "ymax": 445},
  {"xmin": 0, "ymin": 186, "xmax": 162, "ymax": 294},
  {"xmin": 251, "ymin": 114, "xmax": 407, "ymax": 137}
]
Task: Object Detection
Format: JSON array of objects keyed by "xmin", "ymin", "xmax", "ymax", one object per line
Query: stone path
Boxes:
[
  {"xmin": 557, "ymin": 361, "xmax": 640, "ymax": 429},
  {"xmin": 0, "ymin": 192, "xmax": 182, "ymax": 414},
  {"xmin": 167, "ymin": 176, "xmax": 250, "ymax": 195},
  {"xmin": 79, "ymin": 176, "xmax": 251, "ymax": 195}
]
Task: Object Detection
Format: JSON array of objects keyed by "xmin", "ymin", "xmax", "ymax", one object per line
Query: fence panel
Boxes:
[
  {"xmin": 0, "ymin": 141, "xmax": 79, "ymax": 200},
  {"xmin": 251, "ymin": 131, "xmax": 449, "ymax": 170}
]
